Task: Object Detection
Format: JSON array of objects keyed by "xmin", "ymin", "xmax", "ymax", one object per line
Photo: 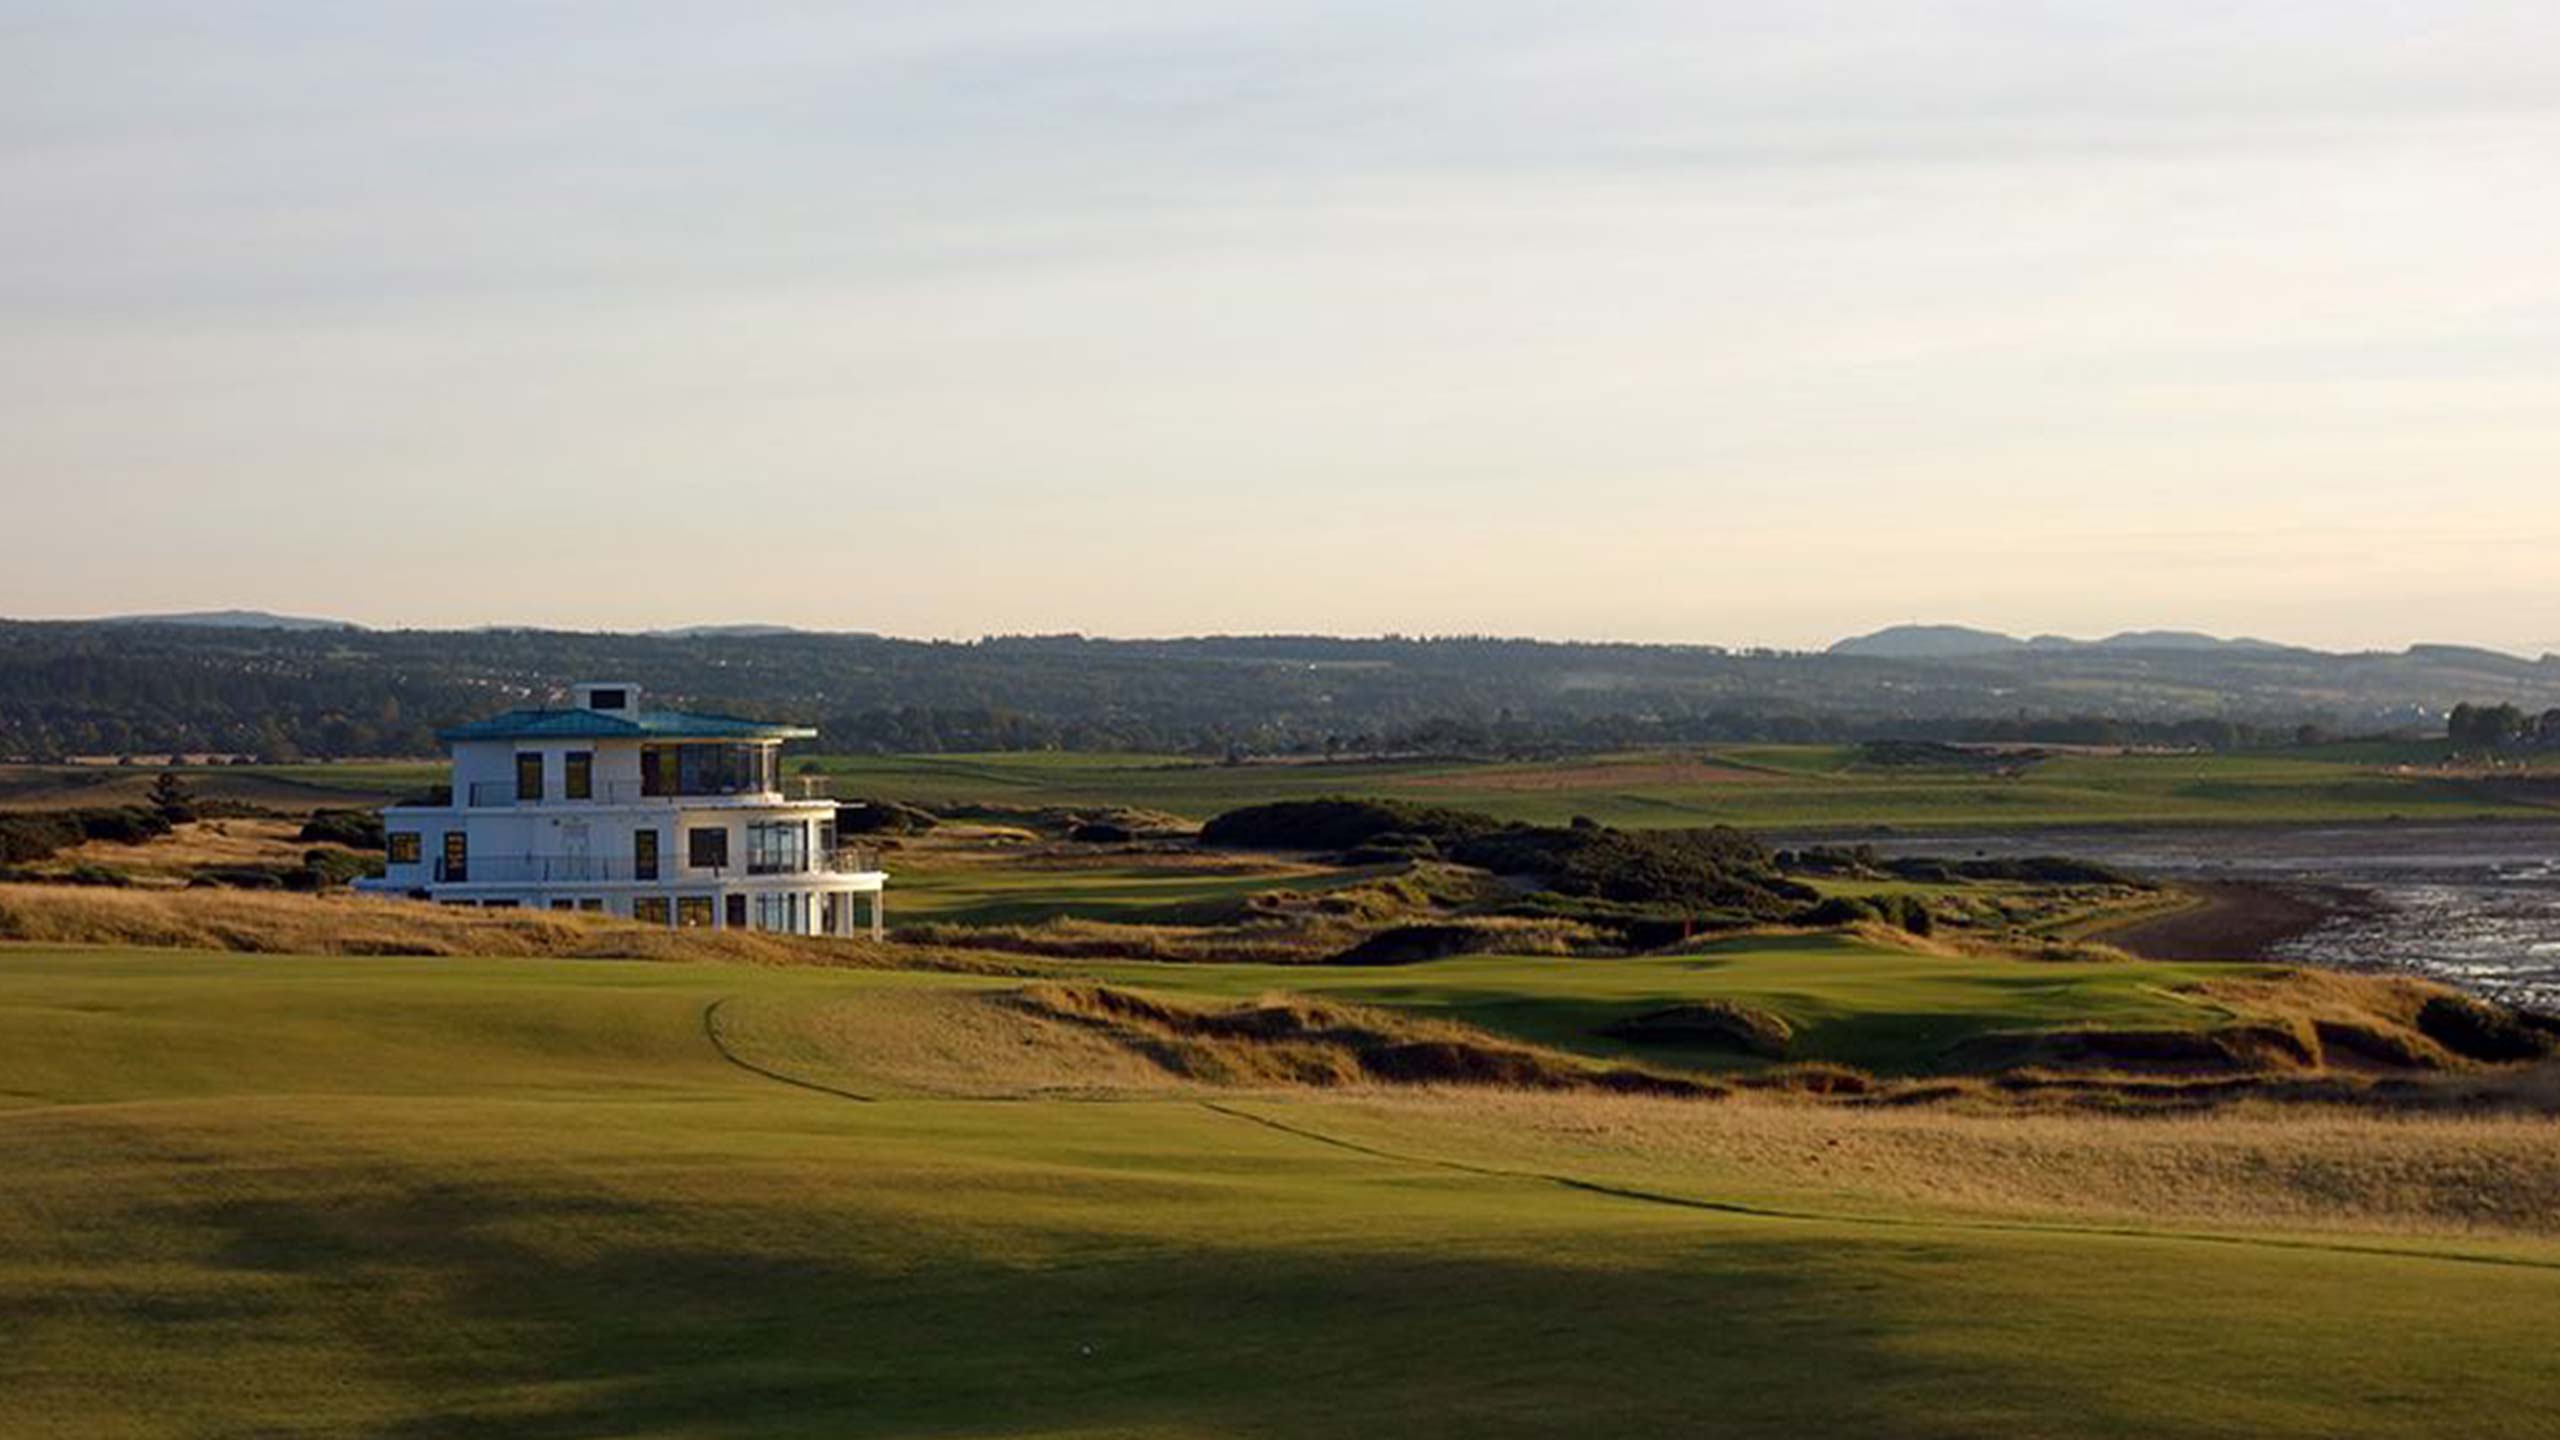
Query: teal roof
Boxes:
[{"xmin": 437, "ymin": 708, "xmax": 816, "ymax": 743}]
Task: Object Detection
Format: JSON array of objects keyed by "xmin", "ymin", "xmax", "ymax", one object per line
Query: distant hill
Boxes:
[
  {"xmin": 1827, "ymin": 625, "xmax": 2026, "ymax": 659},
  {"xmin": 1839, "ymin": 625, "xmax": 2298, "ymax": 658},
  {"xmin": 96, "ymin": 609, "xmax": 358, "ymax": 632},
  {"xmin": 644, "ymin": 624, "xmax": 808, "ymax": 639},
  {"xmin": 2085, "ymin": 630, "xmax": 2294, "ymax": 654},
  {"xmin": 6, "ymin": 620, "xmax": 2557, "ymax": 760}
]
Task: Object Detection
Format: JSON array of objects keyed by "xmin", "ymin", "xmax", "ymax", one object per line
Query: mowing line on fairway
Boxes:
[
  {"xmin": 1197, "ymin": 1100, "xmax": 2560, "ymax": 1274},
  {"xmin": 700, "ymin": 996, "xmax": 877, "ymax": 1103}
]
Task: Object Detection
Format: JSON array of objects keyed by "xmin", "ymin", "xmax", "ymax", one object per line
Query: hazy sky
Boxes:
[{"xmin": 7, "ymin": 2, "xmax": 2559, "ymax": 651}]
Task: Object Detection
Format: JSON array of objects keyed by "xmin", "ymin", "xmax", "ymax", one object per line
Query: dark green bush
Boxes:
[
  {"xmin": 1797, "ymin": 896, "xmax": 1881, "ymax": 927},
  {"xmin": 299, "ymin": 808, "xmax": 386, "ymax": 849},
  {"xmin": 1200, "ymin": 798, "xmax": 1502, "ymax": 851},
  {"xmin": 2415, "ymin": 995, "xmax": 2553, "ymax": 1063},
  {"xmin": 1882, "ymin": 854, "xmax": 2142, "ymax": 887},
  {"xmin": 836, "ymin": 800, "xmax": 939, "ymax": 835}
]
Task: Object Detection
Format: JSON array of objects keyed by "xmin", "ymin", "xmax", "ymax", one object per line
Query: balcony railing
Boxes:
[
  {"xmin": 432, "ymin": 848, "xmax": 880, "ymax": 885},
  {"xmin": 459, "ymin": 781, "xmax": 851, "ymax": 808},
  {"xmin": 463, "ymin": 780, "xmax": 664, "ymax": 808}
]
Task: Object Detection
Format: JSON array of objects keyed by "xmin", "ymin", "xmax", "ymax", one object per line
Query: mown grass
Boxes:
[
  {"xmin": 2, "ymin": 945, "xmax": 2557, "ymax": 1438},
  {"xmin": 882, "ymin": 847, "xmax": 1381, "ymax": 926},
  {"xmin": 16, "ymin": 743, "xmax": 2550, "ymax": 831},
  {"xmin": 801, "ymin": 744, "xmax": 2560, "ymax": 829},
  {"xmin": 1075, "ymin": 934, "xmax": 2257, "ymax": 1075}
]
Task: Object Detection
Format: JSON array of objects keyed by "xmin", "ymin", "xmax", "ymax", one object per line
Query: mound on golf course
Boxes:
[{"xmin": 3, "ymin": 942, "xmax": 2557, "ymax": 1439}]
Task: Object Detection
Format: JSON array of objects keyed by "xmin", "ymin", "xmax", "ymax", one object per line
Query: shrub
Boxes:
[
  {"xmin": 148, "ymin": 771, "xmax": 198, "ymax": 823},
  {"xmin": 836, "ymin": 799, "xmax": 939, "ymax": 835},
  {"xmin": 1882, "ymin": 854, "xmax": 2143, "ymax": 887},
  {"xmin": 1444, "ymin": 824, "xmax": 1808, "ymax": 914},
  {"xmin": 1796, "ymin": 896, "xmax": 1881, "ymax": 928},
  {"xmin": 56, "ymin": 864, "xmax": 134, "ymax": 888},
  {"xmin": 0, "ymin": 814, "xmax": 81, "ymax": 865},
  {"xmin": 299, "ymin": 808, "xmax": 386, "ymax": 849},
  {"xmin": 292, "ymin": 848, "xmax": 382, "ymax": 892},
  {"xmin": 1600, "ymin": 1001, "xmax": 1794, "ymax": 1059},
  {"xmin": 2415, "ymin": 995, "xmax": 2553, "ymax": 1063},
  {"xmin": 73, "ymin": 808, "xmax": 172, "ymax": 846},
  {"xmin": 0, "ymin": 808, "xmax": 170, "ymax": 864},
  {"xmin": 1200, "ymin": 798, "xmax": 1501, "ymax": 851}
]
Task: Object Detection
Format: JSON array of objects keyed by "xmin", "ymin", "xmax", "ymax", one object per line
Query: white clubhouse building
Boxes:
[{"xmin": 361, "ymin": 682, "xmax": 886, "ymax": 936}]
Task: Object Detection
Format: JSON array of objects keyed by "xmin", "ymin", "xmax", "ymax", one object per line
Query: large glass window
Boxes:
[
  {"xmin": 639, "ymin": 744, "xmax": 775, "ymax": 797},
  {"xmin": 688, "ymin": 827, "xmax": 729, "ymax": 870},
  {"xmin": 725, "ymin": 894, "xmax": 747, "ymax": 929},
  {"xmin": 441, "ymin": 832, "xmax": 467, "ymax": 882},
  {"xmin": 677, "ymin": 896, "xmax": 714, "ymax": 929},
  {"xmin": 633, "ymin": 829, "xmax": 659, "ymax": 881},
  {"xmin": 564, "ymin": 751, "xmax": 592, "ymax": 801},
  {"xmin": 388, "ymin": 832, "xmax": 421, "ymax": 865},
  {"xmin": 747, "ymin": 821, "xmax": 807, "ymax": 874},
  {"xmin": 633, "ymin": 896, "xmax": 671, "ymax": 925},
  {"xmin": 515, "ymin": 752, "xmax": 543, "ymax": 802},
  {"xmin": 754, "ymin": 891, "xmax": 806, "ymax": 933}
]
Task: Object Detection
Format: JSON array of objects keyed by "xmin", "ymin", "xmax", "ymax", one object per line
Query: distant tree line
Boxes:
[
  {"xmin": 6, "ymin": 621, "xmax": 2560, "ymax": 762},
  {"xmin": 2446, "ymin": 702, "xmax": 2560, "ymax": 750}
]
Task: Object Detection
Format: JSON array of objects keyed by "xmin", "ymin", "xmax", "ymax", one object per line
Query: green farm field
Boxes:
[
  {"xmin": 802, "ymin": 743, "xmax": 2560, "ymax": 830},
  {"xmin": 14, "ymin": 743, "xmax": 2554, "ymax": 831},
  {"xmin": 5, "ymin": 941, "xmax": 2558, "ymax": 1438}
]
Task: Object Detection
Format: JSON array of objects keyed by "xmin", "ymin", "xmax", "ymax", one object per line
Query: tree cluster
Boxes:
[{"xmin": 2446, "ymin": 702, "xmax": 2560, "ymax": 749}]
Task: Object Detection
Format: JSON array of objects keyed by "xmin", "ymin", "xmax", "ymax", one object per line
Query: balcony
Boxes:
[
  {"xmin": 458, "ymin": 780, "xmax": 829, "ymax": 808},
  {"xmin": 433, "ymin": 848, "xmax": 881, "ymax": 885},
  {"xmin": 464, "ymin": 780, "xmax": 658, "ymax": 808}
]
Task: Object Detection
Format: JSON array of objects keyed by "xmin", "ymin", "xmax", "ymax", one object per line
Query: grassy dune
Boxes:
[{"xmin": 4, "ymin": 945, "xmax": 2557, "ymax": 1437}]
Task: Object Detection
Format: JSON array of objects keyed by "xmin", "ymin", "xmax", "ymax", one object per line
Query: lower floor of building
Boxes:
[{"xmin": 369, "ymin": 880, "xmax": 886, "ymax": 938}]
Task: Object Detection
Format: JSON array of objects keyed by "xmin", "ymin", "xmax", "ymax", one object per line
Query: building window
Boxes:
[
  {"xmin": 641, "ymin": 747, "xmax": 678, "ymax": 798},
  {"xmin": 725, "ymin": 894, "xmax": 747, "ymax": 929},
  {"xmin": 688, "ymin": 827, "xmax": 729, "ymax": 870},
  {"xmin": 640, "ymin": 743, "xmax": 772, "ymax": 797},
  {"xmin": 633, "ymin": 896, "xmax": 671, "ymax": 926},
  {"xmin": 754, "ymin": 891, "xmax": 806, "ymax": 933},
  {"xmin": 577, "ymin": 898, "xmax": 603, "ymax": 913},
  {"xmin": 821, "ymin": 893, "xmax": 842, "ymax": 935},
  {"xmin": 441, "ymin": 832, "xmax": 467, "ymax": 882},
  {"xmin": 587, "ymin": 687, "xmax": 627, "ymax": 711},
  {"xmin": 677, "ymin": 896, "xmax": 713, "ymax": 929},
  {"xmin": 549, "ymin": 899, "xmax": 575, "ymax": 912},
  {"xmin": 388, "ymin": 832, "xmax": 421, "ymax": 865},
  {"xmin": 564, "ymin": 751, "xmax": 593, "ymax": 801},
  {"xmin": 747, "ymin": 820, "xmax": 807, "ymax": 874},
  {"xmin": 484, "ymin": 899, "xmax": 519, "ymax": 910},
  {"xmin": 633, "ymin": 829, "xmax": 659, "ymax": 881},
  {"xmin": 514, "ymin": 751, "xmax": 544, "ymax": 802}
]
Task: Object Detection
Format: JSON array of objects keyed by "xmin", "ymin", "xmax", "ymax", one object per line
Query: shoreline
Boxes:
[{"xmin": 2093, "ymin": 880, "xmax": 2372, "ymax": 962}]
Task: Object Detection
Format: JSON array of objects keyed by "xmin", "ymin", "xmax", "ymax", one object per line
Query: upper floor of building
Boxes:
[{"xmin": 394, "ymin": 682, "xmax": 822, "ymax": 812}]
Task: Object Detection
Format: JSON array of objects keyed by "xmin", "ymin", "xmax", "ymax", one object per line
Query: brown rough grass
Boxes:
[
  {"xmin": 1011, "ymin": 981, "xmax": 1726, "ymax": 1096},
  {"xmin": 0, "ymin": 883, "xmax": 1025, "ymax": 972},
  {"xmin": 46, "ymin": 818, "xmax": 343, "ymax": 881},
  {"xmin": 1361, "ymin": 1086, "xmax": 2560, "ymax": 1238}
]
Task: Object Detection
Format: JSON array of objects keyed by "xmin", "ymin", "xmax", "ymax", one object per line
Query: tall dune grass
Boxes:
[{"xmin": 0, "ymin": 883, "xmax": 1024, "ymax": 971}]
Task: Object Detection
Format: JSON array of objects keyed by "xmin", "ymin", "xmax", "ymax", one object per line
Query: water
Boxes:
[{"xmin": 1817, "ymin": 822, "xmax": 2560, "ymax": 1012}]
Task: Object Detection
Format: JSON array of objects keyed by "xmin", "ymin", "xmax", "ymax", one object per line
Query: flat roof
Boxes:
[{"xmin": 436, "ymin": 708, "xmax": 817, "ymax": 743}]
